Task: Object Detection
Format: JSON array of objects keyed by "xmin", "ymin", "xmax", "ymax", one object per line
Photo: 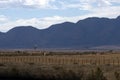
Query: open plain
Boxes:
[{"xmin": 0, "ymin": 50, "xmax": 120, "ymax": 80}]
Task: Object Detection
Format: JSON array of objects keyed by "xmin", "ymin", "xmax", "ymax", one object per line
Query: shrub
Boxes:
[
  {"xmin": 114, "ymin": 71, "xmax": 120, "ymax": 80},
  {"xmin": 87, "ymin": 67, "xmax": 107, "ymax": 80}
]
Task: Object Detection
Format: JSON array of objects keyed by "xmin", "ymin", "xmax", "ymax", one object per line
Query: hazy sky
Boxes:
[{"xmin": 0, "ymin": 0, "xmax": 120, "ymax": 32}]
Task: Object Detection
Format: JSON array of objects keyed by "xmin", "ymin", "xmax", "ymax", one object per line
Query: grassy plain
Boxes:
[{"xmin": 0, "ymin": 50, "xmax": 120, "ymax": 80}]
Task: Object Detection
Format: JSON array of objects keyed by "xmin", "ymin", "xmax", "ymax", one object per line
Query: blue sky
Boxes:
[{"xmin": 0, "ymin": 0, "xmax": 120, "ymax": 32}]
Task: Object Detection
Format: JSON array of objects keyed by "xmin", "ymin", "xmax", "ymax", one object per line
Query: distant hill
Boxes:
[{"xmin": 0, "ymin": 16, "xmax": 120, "ymax": 49}]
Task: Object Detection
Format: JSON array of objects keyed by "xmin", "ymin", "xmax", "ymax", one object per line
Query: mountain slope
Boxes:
[
  {"xmin": 0, "ymin": 26, "xmax": 42, "ymax": 48},
  {"xmin": 0, "ymin": 16, "xmax": 120, "ymax": 49}
]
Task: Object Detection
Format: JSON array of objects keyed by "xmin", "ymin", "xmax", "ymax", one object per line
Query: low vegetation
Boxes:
[
  {"xmin": 0, "ymin": 64, "xmax": 119, "ymax": 80},
  {"xmin": 0, "ymin": 50, "xmax": 120, "ymax": 80}
]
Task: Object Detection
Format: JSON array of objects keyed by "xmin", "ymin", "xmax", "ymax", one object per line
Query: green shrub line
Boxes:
[{"xmin": 0, "ymin": 51, "xmax": 109, "ymax": 56}]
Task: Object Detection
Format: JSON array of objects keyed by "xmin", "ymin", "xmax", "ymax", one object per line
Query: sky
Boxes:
[{"xmin": 0, "ymin": 0, "xmax": 120, "ymax": 32}]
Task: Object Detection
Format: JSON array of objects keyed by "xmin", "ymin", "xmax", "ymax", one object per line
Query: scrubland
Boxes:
[{"xmin": 0, "ymin": 50, "xmax": 120, "ymax": 80}]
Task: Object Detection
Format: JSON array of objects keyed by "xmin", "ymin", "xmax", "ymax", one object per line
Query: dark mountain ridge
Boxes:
[{"xmin": 0, "ymin": 16, "xmax": 120, "ymax": 49}]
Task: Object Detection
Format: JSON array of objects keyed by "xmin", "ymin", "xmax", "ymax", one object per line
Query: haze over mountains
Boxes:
[{"xmin": 0, "ymin": 16, "xmax": 120, "ymax": 49}]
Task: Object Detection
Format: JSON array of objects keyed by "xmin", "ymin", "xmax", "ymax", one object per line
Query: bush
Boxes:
[
  {"xmin": 114, "ymin": 71, "xmax": 120, "ymax": 80},
  {"xmin": 87, "ymin": 67, "xmax": 107, "ymax": 80}
]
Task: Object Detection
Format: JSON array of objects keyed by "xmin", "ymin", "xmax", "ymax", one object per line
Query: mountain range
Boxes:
[{"xmin": 0, "ymin": 16, "xmax": 120, "ymax": 49}]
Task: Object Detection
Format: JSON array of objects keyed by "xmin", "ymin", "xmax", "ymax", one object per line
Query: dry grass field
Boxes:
[
  {"xmin": 0, "ymin": 50, "xmax": 120, "ymax": 66},
  {"xmin": 0, "ymin": 50, "xmax": 120, "ymax": 80}
]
